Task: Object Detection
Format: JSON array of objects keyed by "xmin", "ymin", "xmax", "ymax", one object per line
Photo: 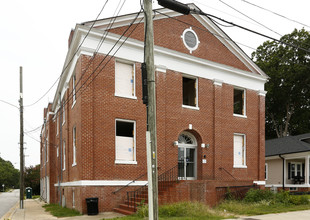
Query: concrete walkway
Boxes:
[
  {"xmin": 229, "ymin": 209, "xmax": 310, "ymax": 220},
  {"xmin": 4, "ymin": 199, "xmax": 124, "ymax": 220}
]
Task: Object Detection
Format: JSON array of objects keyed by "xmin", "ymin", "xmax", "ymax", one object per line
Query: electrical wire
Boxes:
[
  {"xmin": 0, "ymin": 99, "xmax": 19, "ymax": 109},
  {"xmin": 23, "ymin": 0, "xmax": 110, "ymax": 108},
  {"xmin": 190, "ymin": 9, "xmax": 310, "ymax": 53},
  {"xmin": 37, "ymin": 9, "xmax": 143, "ymax": 134},
  {"xmin": 57, "ymin": 0, "xmax": 127, "ymax": 115},
  {"xmin": 219, "ymin": 0, "xmax": 282, "ymax": 36},
  {"xmin": 241, "ymin": 0, "xmax": 310, "ymax": 29}
]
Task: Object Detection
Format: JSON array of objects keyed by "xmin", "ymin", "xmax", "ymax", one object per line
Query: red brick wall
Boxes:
[{"xmin": 43, "ymin": 12, "xmax": 266, "ymax": 214}]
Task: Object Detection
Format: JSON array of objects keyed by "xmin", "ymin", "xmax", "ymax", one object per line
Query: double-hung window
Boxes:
[
  {"xmin": 115, "ymin": 61, "xmax": 135, "ymax": 99},
  {"xmin": 72, "ymin": 74, "xmax": 76, "ymax": 104},
  {"xmin": 233, "ymin": 88, "xmax": 246, "ymax": 116},
  {"xmin": 115, "ymin": 119, "xmax": 136, "ymax": 164},
  {"xmin": 182, "ymin": 76, "xmax": 198, "ymax": 109},
  {"xmin": 63, "ymin": 141, "xmax": 66, "ymax": 171},
  {"xmin": 233, "ymin": 134, "xmax": 246, "ymax": 168},
  {"xmin": 72, "ymin": 126, "xmax": 77, "ymax": 166}
]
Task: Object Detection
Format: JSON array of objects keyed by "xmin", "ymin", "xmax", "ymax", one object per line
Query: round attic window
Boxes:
[{"xmin": 181, "ymin": 27, "xmax": 200, "ymax": 53}]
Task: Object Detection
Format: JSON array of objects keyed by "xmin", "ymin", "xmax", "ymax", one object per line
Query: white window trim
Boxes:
[
  {"xmin": 233, "ymin": 87, "xmax": 246, "ymax": 117},
  {"xmin": 72, "ymin": 126, "xmax": 77, "ymax": 167},
  {"xmin": 72, "ymin": 74, "xmax": 76, "ymax": 105},
  {"xmin": 182, "ymin": 76, "xmax": 199, "ymax": 109},
  {"xmin": 62, "ymin": 104, "xmax": 66, "ymax": 126},
  {"xmin": 114, "ymin": 60, "xmax": 136, "ymax": 99},
  {"xmin": 56, "ymin": 115, "xmax": 59, "ymax": 136},
  {"xmin": 233, "ymin": 133, "xmax": 246, "ymax": 168},
  {"xmin": 115, "ymin": 118, "xmax": 136, "ymax": 164},
  {"xmin": 63, "ymin": 141, "xmax": 66, "ymax": 171},
  {"xmin": 72, "ymin": 190, "xmax": 75, "ymax": 208}
]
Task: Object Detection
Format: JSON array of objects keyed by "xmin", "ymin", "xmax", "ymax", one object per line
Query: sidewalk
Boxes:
[{"xmin": 7, "ymin": 199, "xmax": 125, "ymax": 220}]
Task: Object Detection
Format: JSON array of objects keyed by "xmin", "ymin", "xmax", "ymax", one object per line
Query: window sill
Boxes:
[
  {"xmin": 115, "ymin": 160, "xmax": 137, "ymax": 165},
  {"xmin": 233, "ymin": 114, "xmax": 247, "ymax": 118},
  {"xmin": 233, "ymin": 165, "xmax": 247, "ymax": 169},
  {"xmin": 115, "ymin": 94, "xmax": 137, "ymax": 100},
  {"xmin": 182, "ymin": 105, "xmax": 200, "ymax": 110}
]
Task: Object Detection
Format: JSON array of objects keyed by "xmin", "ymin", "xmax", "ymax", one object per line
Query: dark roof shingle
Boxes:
[{"xmin": 265, "ymin": 133, "xmax": 310, "ymax": 157}]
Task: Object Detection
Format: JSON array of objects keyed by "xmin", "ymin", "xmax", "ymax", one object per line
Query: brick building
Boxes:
[{"xmin": 40, "ymin": 4, "xmax": 268, "ymax": 214}]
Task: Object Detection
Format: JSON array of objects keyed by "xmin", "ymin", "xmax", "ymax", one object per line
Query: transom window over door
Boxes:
[
  {"xmin": 115, "ymin": 119, "xmax": 136, "ymax": 164},
  {"xmin": 178, "ymin": 132, "xmax": 197, "ymax": 180},
  {"xmin": 115, "ymin": 61, "xmax": 135, "ymax": 98}
]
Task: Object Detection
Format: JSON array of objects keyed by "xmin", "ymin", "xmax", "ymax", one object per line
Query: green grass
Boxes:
[
  {"xmin": 110, "ymin": 190, "xmax": 310, "ymax": 220},
  {"xmin": 110, "ymin": 202, "xmax": 234, "ymax": 220},
  {"xmin": 42, "ymin": 203, "xmax": 82, "ymax": 217}
]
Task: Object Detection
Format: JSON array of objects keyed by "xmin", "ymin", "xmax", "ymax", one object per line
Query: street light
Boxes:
[{"xmin": 2, "ymin": 184, "xmax": 4, "ymax": 192}]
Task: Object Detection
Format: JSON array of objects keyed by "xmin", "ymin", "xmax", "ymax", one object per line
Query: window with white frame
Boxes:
[
  {"xmin": 56, "ymin": 115, "xmax": 59, "ymax": 135},
  {"xmin": 62, "ymin": 103, "xmax": 65, "ymax": 125},
  {"xmin": 233, "ymin": 134, "xmax": 246, "ymax": 168},
  {"xmin": 288, "ymin": 162, "xmax": 304, "ymax": 179},
  {"xmin": 115, "ymin": 61, "xmax": 135, "ymax": 98},
  {"xmin": 115, "ymin": 119, "xmax": 136, "ymax": 163},
  {"xmin": 72, "ymin": 74, "xmax": 76, "ymax": 104},
  {"xmin": 72, "ymin": 190, "xmax": 75, "ymax": 208},
  {"xmin": 182, "ymin": 76, "xmax": 198, "ymax": 108},
  {"xmin": 72, "ymin": 126, "xmax": 77, "ymax": 166},
  {"xmin": 233, "ymin": 88, "xmax": 246, "ymax": 116},
  {"xmin": 63, "ymin": 141, "xmax": 66, "ymax": 171}
]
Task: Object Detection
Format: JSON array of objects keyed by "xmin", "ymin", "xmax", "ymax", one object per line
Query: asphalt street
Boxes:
[{"xmin": 0, "ymin": 189, "xmax": 19, "ymax": 219}]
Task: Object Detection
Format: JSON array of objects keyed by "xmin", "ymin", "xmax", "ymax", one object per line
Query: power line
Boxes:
[
  {"xmin": 190, "ymin": 9, "xmax": 310, "ymax": 53},
  {"xmin": 24, "ymin": 0, "xmax": 110, "ymax": 108},
  {"xmin": 219, "ymin": 0, "xmax": 282, "ymax": 36},
  {"xmin": 38, "ymin": 9, "xmax": 143, "ymax": 134},
  {"xmin": 241, "ymin": 0, "xmax": 310, "ymax": 29},
  {"xmin": 0, "ymin": 99, "xmax": 19, "ymax": 109}
]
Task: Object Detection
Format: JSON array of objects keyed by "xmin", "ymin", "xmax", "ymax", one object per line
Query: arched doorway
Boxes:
[{"xmin": 178, "ymin": 132, "xmax": 197, "ymax": 180}]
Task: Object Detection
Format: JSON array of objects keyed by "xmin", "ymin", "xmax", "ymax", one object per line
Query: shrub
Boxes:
[{"xmin": 244, "ymin": 189, "xmax": 274, "ymax": 203}]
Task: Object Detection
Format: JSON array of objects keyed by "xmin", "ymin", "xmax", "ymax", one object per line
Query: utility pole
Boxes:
[
  {"xmin": 19, "ymin": 66, "xmax": 24, "ymax": 209},
  {"xmin": 143, "ymin": 0, "xmax": 158, "ymax": 219}
]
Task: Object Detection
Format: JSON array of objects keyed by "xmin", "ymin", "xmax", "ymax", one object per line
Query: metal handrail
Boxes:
[
  {"xmin": 219, "ymin": 167, "xmax": 237, "ymax": 180},
  {"xmin": 126, "ymin": 165, "xmax": 179, "ymax": 211},
  {"xmin": 112, "ymin": 171, "xmax": 148, "ymax": 194}
]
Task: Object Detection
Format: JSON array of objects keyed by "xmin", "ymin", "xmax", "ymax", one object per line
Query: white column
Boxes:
[{"xmin": 305, "ymin": 156, "xmax": 309, "ymax": 185}]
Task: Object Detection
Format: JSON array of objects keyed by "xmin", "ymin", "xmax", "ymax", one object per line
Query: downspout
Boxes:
[{"xmin": 279, "ymin": 155, "xmax": 285, "ymax": 190}]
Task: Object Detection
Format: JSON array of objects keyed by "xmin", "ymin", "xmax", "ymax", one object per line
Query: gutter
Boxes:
[{"xmin": 279, "ymin": 155, "xmax": 285, "ymax": 190}]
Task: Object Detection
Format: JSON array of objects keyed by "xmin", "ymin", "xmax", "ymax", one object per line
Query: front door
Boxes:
[{"xmin": 178, "ymin": 146, "xmax": 196, "ymax": 180}]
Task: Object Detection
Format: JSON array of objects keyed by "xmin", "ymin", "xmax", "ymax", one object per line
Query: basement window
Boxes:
[
  {"xmin": 233, "ymin": 88, "xmax": 246, "ymax": 116},
  {"xmin": 182, "ymin": 76, "xmax": 198, "ymax": 109},
  {"xmin": 115, "ymin": 61, "xmax": 136, "ymax": 99},
  {"xmin": 115, "ymin": 120, "xmax": 136, "ymax": 164}
]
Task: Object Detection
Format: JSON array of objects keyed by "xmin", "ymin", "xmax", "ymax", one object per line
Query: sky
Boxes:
[{"xmin": 0, "ymin": 0, "xmax": 309, "ymax": 169}]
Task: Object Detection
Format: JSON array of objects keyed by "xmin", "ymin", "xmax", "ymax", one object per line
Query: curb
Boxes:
[{"xmin": 1, "ymin": 201, "xmax": 19, "ymax": 220}]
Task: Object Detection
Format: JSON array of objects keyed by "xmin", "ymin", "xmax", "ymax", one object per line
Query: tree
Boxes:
[
  {"xmin": 24, "ymin": 165, "xmax": 40, "ymax": 195},
  {"xmin": 0, "ymin": 157, "xmax": 20, "ymax": 190},
  {"xmin": 252, "ymin": 29, "xmax": 310, "ymax": 139}
]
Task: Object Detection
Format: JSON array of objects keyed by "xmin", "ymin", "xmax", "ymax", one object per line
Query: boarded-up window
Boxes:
[
  {"xmin": 115, "ymin": 61, "xmax": 135, "ymax": 98},
  {"xmin": 183, "ymin": 77, "xmax": 197, "ymax": 107},
  {"xmin": 115, "ymin": 120, "xmax": 135, "ymax": 161},
  {"xmin": 234, "ymin": 88, "xmax": 245, "ymax": 115},
  {"xmin": 234, "ymin": 134, "xmax": 246, "ymax": 167}
]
